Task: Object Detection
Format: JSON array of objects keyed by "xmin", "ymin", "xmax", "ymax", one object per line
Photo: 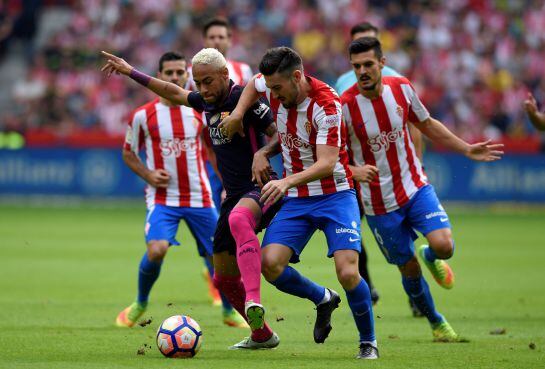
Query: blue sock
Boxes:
[
  {"xmin": 137, "ymin": 252, "xmax": 162, "ymax": 304},
  {"xmin": 345, "ymin": 278, "xmax": 375, "ymax": 343},
  {"xmin": 203, "ymin": 257, "xmax": 234, "ymax": 312},
  {"xmin": 402, "ymin": 275, "xmax": 443, "ymax": 325},
  {"xmin": 270, "ymin": 266, "xmax": 325, "ymax": 305}
]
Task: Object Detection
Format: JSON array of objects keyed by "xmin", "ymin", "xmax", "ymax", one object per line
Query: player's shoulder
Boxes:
[
  {"xmin": 309, "ymin": 76, "xmax": 340, "ymax": 105},
  {"xmin": 340, "ymin": 84, "xmax": 360, "ymax": 105},
  {"xmin": 129, "ymin": 99, "xmax": 159, "ymax": 122},
  {"xmin": 382, "ymin": 75, "xmax": 411, "ymax": 87},
  {"xmin": 228, "ymin": 59, "xmax": 251, "ymax": 69}
]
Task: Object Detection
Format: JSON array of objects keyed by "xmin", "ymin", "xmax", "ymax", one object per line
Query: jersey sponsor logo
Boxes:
[
  {"xmin": 348, "ymin": 237, "xmax": 360, "ymax": 242},
  {"xmin": 367, "ymin": 126, "xmax": 405, "ymax": 152},
  {"xmin": 425, "ymin": 210, "xmax": 447, "ymax": 220},
  {"xmin": 160, "ymin": 138, "xmax": 198, "ymax": 157},
  {"xmin": 335, "ymin": 227, "xmax": 359, "ymax": 236},
  {"xmin": 278, "ymin": 131, "xmax": 310, "ymax": 151},
  {"xmin": 208, "ymin": 126, "xmax": 231, "ymax": 145},
  {"xmin": 440, "ymin": 217, "xmax": 449, "ymax": 222},
  {"xmin": 253, "ymin": 103, "xmax": 270, "ymax": 118},
  {"xmin": 324, "ymin": 114, "xmax": 340, "ymax": 128}
]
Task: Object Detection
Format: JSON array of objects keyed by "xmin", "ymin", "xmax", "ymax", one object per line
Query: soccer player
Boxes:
[
  {"xmin": 188, "ymin": 18, "xmax": 255, "ymax": 304},
  {"xmin": 341, "ymin": 37, "xmax": 504, "ymax": 342},
  {"xmin": 101, "ymin": 48, "xmax": 280, "ymax": 349},
  {"xmin": 220, "ymin": 47, "xmax": 378, "ymax": 359},
  {"xmin": 524, "ymin": 92, "xmax": 545, "ymax": 130},
  {"xmin": 336, "ymin": 21, "xmax": 424, "ymax": 316},
  {"xmin": 115, "ymin": 51, "xmax": 246, "ymax": 329}
]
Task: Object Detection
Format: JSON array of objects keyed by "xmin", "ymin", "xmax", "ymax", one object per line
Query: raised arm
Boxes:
[
  {"xmin": 218, "ymin": 74, "xmax": 261, "ymax": 138},
  {"xmin": 101, "ymin": 51, "xmax": 191, "ymax": 106},
  {"xmin": 416, "ymin": 117, "xmax": 504, "ymax": 162}
]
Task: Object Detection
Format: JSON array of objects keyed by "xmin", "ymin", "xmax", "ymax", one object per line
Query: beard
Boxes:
[{"xmin": 361, "ymin": 81, "xmax": 378, "ymax": 91}]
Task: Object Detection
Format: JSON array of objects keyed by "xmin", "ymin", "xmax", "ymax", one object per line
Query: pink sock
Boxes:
[
  {"xmin": 228, "ymin": 207, "xmax": 262, "ymax": 304},
  {"xmin": 213, "ymin": 274, "xmax": 272, "ymax": 341}
]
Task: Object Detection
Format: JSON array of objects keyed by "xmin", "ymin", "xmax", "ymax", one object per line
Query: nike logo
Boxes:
[
  {"xmin": 440, "ymin": 217, "xmax": 449, "ymax": 222},
  {"xmin": 349, "ymin": 237, "xmax": 360, "ymax": 242}
]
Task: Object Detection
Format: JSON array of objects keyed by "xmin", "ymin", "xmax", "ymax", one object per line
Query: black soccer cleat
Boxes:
[
  {"xmin": 370, "ymin": 288, "xmax": 380, "ymax": 305},
  {"xmin": 356, "ymin": 343, "xmax": 379, "ymax": 359},
  {"xmin": 313, "ymin": 288, "xmax": 341, "ymax": 343},
  {"xmin": 409, "ymin": 298, "xmax": 425, "ymax": 318}
]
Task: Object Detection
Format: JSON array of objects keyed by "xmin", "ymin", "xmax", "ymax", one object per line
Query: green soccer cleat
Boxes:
[
  {"xmin": 229, "ymin": 332, "xmax": 280, "ymax": 350},
  {"xmin": 418, "ymin": 245, "xmax": 455, "ymax": 289},
  {"xmin": 223, "ymin": 308, "xmax": 249, "ymax": 328},
  {"xmin": 245, "ymin": 301, "xmax": 265, "ymax": 331},
  {"xmin": 115, "ymin": 302, "xmax": 147, "ymax": 328},
  {"xmin": 432, "ymin": 319, "xmax": 461, "ymax": 342}
]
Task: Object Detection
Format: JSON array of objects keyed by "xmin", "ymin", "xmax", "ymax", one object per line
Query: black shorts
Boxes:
[{"xmin": 213, "ymin": 186, "xmax": 283, "ymax": 255}]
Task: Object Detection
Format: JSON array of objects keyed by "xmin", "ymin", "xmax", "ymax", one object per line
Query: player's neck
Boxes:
[
  {"xmin": 159, "ymin": 97, "xmax": 178, "ymax": 107},
  {"xmin": 296, "ymin": 76, "xmax": 312, "ymax": 105},
  {"xmin": 359, "ymin": 80, "xmax": 383, "ymax": 100}
]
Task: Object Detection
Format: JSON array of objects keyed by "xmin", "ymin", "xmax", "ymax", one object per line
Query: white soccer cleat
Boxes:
[{"xmin": 228, "ymin": 332, "xmax": 280, "ymax": 350}]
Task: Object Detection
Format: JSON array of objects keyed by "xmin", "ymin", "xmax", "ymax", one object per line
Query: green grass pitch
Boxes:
[{"xmin": 1, "ymin": 203, "xmax": 544, "ymax": 368}]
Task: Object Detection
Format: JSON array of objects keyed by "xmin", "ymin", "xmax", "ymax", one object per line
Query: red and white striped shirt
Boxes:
[
  {"xmin": 255, "ymin": 74, "xmax": 353, "ymax": 197},
  {"xmin": 187, "ymin": 59, "xmax": 253, "ymax": 90},
  {"xmin": 124, "ymin": 99, "xmax": 213, "ymax": 209},
  {"xmin": 342, "ymin": 76, "xmax": 429, "ymax": 216}
]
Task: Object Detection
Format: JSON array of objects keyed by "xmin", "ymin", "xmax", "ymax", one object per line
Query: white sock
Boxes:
[{"xmin": 317, "ymin": 288, "xmax": 331, "ymax": 305}]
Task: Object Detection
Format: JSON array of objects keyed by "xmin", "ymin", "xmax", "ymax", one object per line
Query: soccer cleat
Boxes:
[
  {"xmin": 228, "ymin": 332, "xmax": 280, "ymax": 350},
  {"xmin": 356, "ymin": 343, "xmax": 379, "ymax": 359},
  {"xmin": 223, "ymin": 309, "xmax": 249, "ymax": 328},
  {"xmin": 432, "ymin": 319, "xmax": 461, "ymax": 342},
  {"xmin": 409, "ymin": 298, "xmax": 425, "ymax": 318},
  {"xmin": 314, "ymin": 288, "xmax": 341, "ymax": 343},
  {"xmin": 418, "ymin": 245, "xmax": 455, "ymax": 289},
  {"xmin": 245, "ymin": 301, "xmax": 265, "ymax": 331},
  {"xmin": 203, "ymin": 268, "xmax": 222, "ymax": 306},
  {"xmin": 115, "ymin": 302, "xmax": 147, "ymax": 328}
]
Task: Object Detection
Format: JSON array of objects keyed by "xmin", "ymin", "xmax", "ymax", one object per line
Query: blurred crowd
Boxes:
[{"xmin": 1, "ymin": 0, "xmax": 544, "ymax": 147}]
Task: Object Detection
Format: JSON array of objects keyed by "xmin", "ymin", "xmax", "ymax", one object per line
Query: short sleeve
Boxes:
[
  {"xmin": 124, "ymin": 109, "xmax": 145, "ymax": 152},
  {"xmin": 187, "ymin": 91, "xmax": 206, "ymax": 112},
  {"xmin": 401, "ymin": 82, "xmax": 430, "ymax": 123},
  {"xmin": 244, "ymin": 97, "xmax": 274, "ymax": 132},
  {"xmin": 314, "ymin": 101, "xmax": 342, "ymax": 147}
]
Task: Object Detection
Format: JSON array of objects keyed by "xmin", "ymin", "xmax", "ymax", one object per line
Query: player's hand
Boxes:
[
  {"xmin": 218, "ymin": 113, "xmax": 245, "ymax": 139},
  {"xmin": 146, "ymin": 169, "xmax": 171, "ymax": 188},
  {"xmin": 352, "ymin": 165, "xmax": 378, "ymax": 183},
  {"xmin": 524, "ymin": 93, "xmax": 538, "ymax": 115},
  {"xmin": 465, "ymin": 140, "xmax": 504, "ymax": 162},
  {"xmin": 260, "ymin": 179, "xmax": 288, "ymax": 206},
  {"xmin": 221, "ymin": 189, "xmax": 227, "ymax": 203},
  {"xmin": 252, "ymin": 151, "xmax": 271, "ymax": 187},
  {"xmin": 100, "ymin": 51, "xmax": 133, "ymax": 77}
]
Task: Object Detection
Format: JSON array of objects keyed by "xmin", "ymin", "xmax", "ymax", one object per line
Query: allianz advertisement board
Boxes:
[{"xmin": 1, "ymin": 149, "xmax": 545, "ymax": 202}]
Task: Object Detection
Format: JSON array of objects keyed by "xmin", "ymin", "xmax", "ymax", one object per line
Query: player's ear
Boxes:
[
  {"xmin": 379, "ymin": 56, "xmax": 386, "ymax": 69},
  {"xmin": 292, "ymin": 69, "xmax": 302, "ymax": 83},
  {"xmin": 222, "ymin": 66, "xmax": 229, "ymax": 79}
]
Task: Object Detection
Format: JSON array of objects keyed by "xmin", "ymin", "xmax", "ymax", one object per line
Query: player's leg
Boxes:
[
  {"xmin": 184, "ymin": 207, "xmax": 247, "ymax": 328},
  {"xmin": 262, "ymin": 198, "xmax": 339, "ymax": 344},
  {"xmin": 409, "ymin": 185, "xmax": 455, "ymax": 289},
  {"xmin": 320, "ymin": 190, "xmax": 377, "ymax": 359},
  {"xmin": 116, "ymin": 205, "xmax": 178, "ymax": 327}
]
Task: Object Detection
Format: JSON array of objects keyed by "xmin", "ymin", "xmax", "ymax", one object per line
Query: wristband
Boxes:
[{"xmin": 129, "ymin": 68, "xmax": 151, "ymax": 86}]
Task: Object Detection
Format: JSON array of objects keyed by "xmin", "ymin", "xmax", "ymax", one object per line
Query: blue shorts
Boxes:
[
  {"xmin": 365, "ymin": 184, "xmax": 451, "ymax": 266},
  {"xmin": 145, "ymin": 204, "xmax": 218, "ymax": 257},
  {"xmin": 262, "ymin": 190, "xmax": 362, "ymax": 263}
]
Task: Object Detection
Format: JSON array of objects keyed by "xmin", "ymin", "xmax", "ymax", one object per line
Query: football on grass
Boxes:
[{"xmin": 156, "ymin": 315, "xmax": 202, "ymax": 358}]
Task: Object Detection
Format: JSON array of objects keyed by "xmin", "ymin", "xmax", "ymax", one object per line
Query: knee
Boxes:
[
  {"xmin": 262, "ymin": 254, "xmax": 284, "ymax": 282},
  {"xmin": 399, "ymin": 257, "xmax": 422, "ymax": 278},
  {"xmin": 429, "ymin": 235, "xmax": 454, "ymax": 259},
  {"xmin": 147, "ymin": 241, "xmax": 168, "ymax": 262},
  {"xmin": 228, "ymin": 208, "xmax": 254, "ymax": 234},
  {"xmin": 336, "ymin": 266, "xmax": 360, "ymax": 290}
]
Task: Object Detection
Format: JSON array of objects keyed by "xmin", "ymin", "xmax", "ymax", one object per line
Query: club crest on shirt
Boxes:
[
  {"xmin": 396, "ymin": 105, "xmax": 404, "ymax": 118},
  {"xmin": 220, "ymin": 111, "xmax": 230, "ymax": 121},
  {"xmin": 305, "ymin": 121, "xmax": 312, "ymax": 135}
]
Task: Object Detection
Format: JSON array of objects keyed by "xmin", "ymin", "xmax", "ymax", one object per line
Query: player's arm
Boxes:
[
  {"xmin": 415, "ymin": 117, "xmax": 504, "ymax": 161},
  {"xmin": 524, "ymin": 93, "xmax": 545, "ymax": 131},
  {"xmin": 101, "ymin": 51, "xmax": 191, "ymax": 106},
  {"xmin": 122, "ymin": 149, "xmax": 170, "ymax": 188},
  {"xmin": 252, "ymin": 123, "xmax": 280, "ymax": 187},
  {"xmin": 202, "ymin": 128, "xmax": 222, "ymax": 182},
  {"xmin": 218, "ymin": 74, "xmax": 261, "ymax": 138},
  {"xmin": 261, "ymin": 144, "xmax": 338, "ymax": 205}
]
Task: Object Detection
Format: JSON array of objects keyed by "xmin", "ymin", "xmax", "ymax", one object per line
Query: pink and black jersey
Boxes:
[
  {"xmin": 342, "ymin": 76, "xmax": 429, "ymax": 216},
  {"xmin": 187, "ymin": 59, "xmax": 253, "ymax": 90},
  {"xmin": 254, "ymin": 74, "xmax": 353, "ymax": 197},
  {"xmin": 124, "ymin": 99, "xmax": 213, "ymax": 209}
]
